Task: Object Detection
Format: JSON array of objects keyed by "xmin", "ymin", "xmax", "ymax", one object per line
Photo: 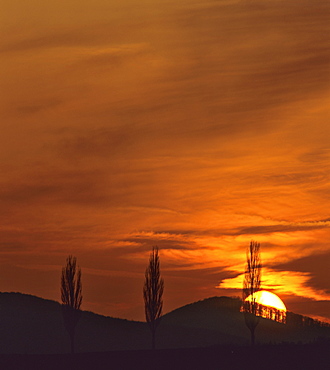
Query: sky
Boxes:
[{"xmin": 1, "ymin": 0, "xmax": 330, "ymax": 322}]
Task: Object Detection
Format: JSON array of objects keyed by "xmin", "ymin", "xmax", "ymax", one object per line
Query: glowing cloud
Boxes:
[{"xmin": 218, "ymin": 268, "xmax": 330, "ymax": 302}]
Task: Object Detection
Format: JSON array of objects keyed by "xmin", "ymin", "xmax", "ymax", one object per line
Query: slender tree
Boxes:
[
  {"xmin": 242, "ymin": 240, "xmax": 262, "ymax": 346},
  {"xmin": 61, "ymin": 255, "xmax": 82, "ymax": 354},
  {"xmin": 143, "ymin": 246, "xmax": 164, "ymax": 350}
]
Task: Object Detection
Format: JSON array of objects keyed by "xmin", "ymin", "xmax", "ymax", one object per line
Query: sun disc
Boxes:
[{"xmin": 246, "ymin": 290, "xmax": 286, "ymax": 311}]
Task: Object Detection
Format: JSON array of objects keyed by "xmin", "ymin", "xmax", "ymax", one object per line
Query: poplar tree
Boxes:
[
  {"xmin": 242, "ymin": 241, "xmax": 262, "ymax": 346},
  {"xmin": 143, "ymin": 246, "xmax": 164, "ymax": 350},
  {"xmin": 61, "ymin": 255, "xmax": 82, "ymax": 354}
]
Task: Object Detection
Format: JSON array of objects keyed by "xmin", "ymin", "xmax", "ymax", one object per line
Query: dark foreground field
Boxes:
[{"xmin": 1, "ymin": 343, "xmax": 329, "ymax": 370}]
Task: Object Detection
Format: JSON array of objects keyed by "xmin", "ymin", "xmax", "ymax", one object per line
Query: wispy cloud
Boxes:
[{"xmin": 236, "ymin": 220, "xmax": 330, "ymax": 235}]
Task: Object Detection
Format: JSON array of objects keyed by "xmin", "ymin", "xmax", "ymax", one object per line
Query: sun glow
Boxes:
[
  {"xmin": 245, "ymin": 290, "xmax": 287, "ymax": 323},
  {"xmin": 246, "ymin": 290, "xmax": 286, "ymax": 311}
]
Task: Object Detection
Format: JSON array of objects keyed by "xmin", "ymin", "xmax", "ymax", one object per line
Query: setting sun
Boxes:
[
  {"xmin": 245, "ymin": 290, "xmax": 287, "ymax": 323},
  {"xmin": 246, "ymin": 290, "xmax": 286, "ymax": 311}
]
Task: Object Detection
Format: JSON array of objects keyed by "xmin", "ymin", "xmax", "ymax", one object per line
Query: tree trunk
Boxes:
[
  {"xmin": 70, "ymin": 329, "xmax": 75, "ymax": 354},
  {"xmin": 151, "ymin": 328, "xmax": 156, "ymax": 350},
  {"xmin": 250, "ymin": 328, "xmax": 255, "ymax": 347}
]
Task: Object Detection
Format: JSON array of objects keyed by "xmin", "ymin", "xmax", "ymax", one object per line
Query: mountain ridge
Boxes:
[{"xmin": 1, "ymin": 292, "xmax": 330, "ymax": 354}]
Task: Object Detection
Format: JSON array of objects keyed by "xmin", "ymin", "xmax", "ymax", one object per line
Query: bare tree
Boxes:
[
  {"xmin": 61, "ymin": 255, "xmax": 82, "ymax": 354},
  {"xmin": 143, "ymin": 246, "xmax": 164, "ymax": 350},
  {"xmin": 242, "ymin": 241, "xmax": 262, "ymax": 346}
]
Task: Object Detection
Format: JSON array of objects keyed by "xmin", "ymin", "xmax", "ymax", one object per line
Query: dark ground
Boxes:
[{"xmin": 0, "ymin": 343, "xmax": 329, "ymax": 370}]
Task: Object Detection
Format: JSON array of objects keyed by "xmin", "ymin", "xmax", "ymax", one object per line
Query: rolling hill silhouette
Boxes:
[{"xmin": 0, "ymin": 292, "xmax": 329, "ymax": 354}]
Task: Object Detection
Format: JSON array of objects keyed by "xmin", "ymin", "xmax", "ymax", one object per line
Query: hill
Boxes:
[
  {"xmin": 0, "ymin": 292, "xmax": 330, "ymax": 354},
  {"xmin": 0, "ymin": 292, "xmax": 148, "ymax": 354},
  {"xmin": 160, "ymin": 296, "xmax": 330, "ymax": 346}
]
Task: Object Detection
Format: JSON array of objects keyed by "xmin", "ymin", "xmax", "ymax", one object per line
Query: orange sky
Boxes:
[{"xmin": 1, "ymin": 0, "xmax": 330, "ymax": 322}]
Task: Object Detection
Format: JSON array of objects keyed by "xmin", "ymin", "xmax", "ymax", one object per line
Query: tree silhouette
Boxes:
[
  {"xmin": 143, "ymin": 246, "xmax": 164, "ymax": 350},
  {"xmin": 242, "ymin": 241, "xmax": 262, "ymax": 346},
  {"xmin": 61, "ymin": 255, "xmax": 82, "ymax": 354}
]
